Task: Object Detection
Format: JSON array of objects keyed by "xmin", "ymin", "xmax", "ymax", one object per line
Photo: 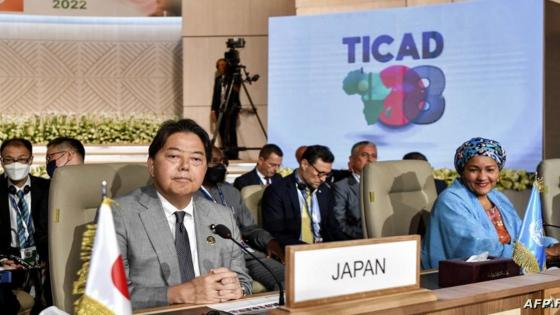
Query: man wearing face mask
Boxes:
[
  {"xmin": 0, "ymin": 138, "xmax": 51, "ymax": 313},
  {"xmin": 197, "ymin": 147, "xmax": 284, "ymax": 291},
  {"xmin": 45, "ymin": 137, "xmax": 85, "ymax": 177}
]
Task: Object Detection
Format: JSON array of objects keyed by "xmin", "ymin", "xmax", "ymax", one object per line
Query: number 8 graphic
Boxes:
[{"xmin": 405, "ymin": 65, "xmax": 446, "ymax": 125}]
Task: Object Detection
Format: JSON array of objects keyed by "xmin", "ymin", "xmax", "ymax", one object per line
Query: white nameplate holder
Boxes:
[{"xmin": 284, "ymin": 235, "xmax": 429, "ymax": 309}]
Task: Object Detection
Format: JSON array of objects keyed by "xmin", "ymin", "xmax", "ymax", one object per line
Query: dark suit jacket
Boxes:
[
  {"xmin": 435, "ymin": 179, "xmax": 448, "ymax": 195},
  {"xmin": 0, "ymin": 175, "xmax": 50, "ymax": 261},
  {"xmin": 261, "ymin": 172, "xmax": 344, "ymax": 247},
  {"xmin": 332, "ymin": 175, "xmax": 362, "ymax": 239},
  {"xmin": 233, "ymin": 168, "xmax": 281, "ymax": 191}
]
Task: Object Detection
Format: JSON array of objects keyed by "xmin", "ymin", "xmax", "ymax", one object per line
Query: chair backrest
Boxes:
[
  {"xmin": 48, "ymin": 163, "xmax": 151, "ymax": 313},
  {"xmin": 360, "ymin": 160, "xmax": 438, "ymax": 239},
  {"xmin": 240, "ymin": 185, "xmax": 265, "ymax": 226},
  {"xmin": 537, "ymin": 159, "xmax": 560, "ymax": 239}
]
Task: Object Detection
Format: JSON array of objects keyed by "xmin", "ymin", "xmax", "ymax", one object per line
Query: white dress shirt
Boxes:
[
  {"xmin": 157, "ymin": 192, "xmax": 200, "ymax": 277},
  {"xmin": 256, "ymin": 168, "xmax": 268, "ymax": 185}
]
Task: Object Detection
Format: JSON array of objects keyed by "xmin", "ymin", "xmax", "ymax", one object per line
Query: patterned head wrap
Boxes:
[{"xmin": 454, "ymin": 137, "xmax": 506, "ymax": 174}]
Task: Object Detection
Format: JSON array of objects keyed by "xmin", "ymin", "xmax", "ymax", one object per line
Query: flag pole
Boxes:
[{"xmin": 101, "ymin": 180, "xmax": 107, "ymax": 199}]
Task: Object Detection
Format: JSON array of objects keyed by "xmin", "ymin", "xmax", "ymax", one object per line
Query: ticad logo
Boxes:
[{"xmin": 343, "ymin": 65, "xmax": 446, "ymax": 127}]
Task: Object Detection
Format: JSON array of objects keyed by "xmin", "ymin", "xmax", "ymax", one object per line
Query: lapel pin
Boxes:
[{"xmin": 207, "ymin": 235, "xmax": 216, "ymax": 245}]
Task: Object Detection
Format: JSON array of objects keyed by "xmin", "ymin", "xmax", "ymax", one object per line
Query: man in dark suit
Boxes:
[
  {"xmin": 0, "ymin": 138, "xmax": 51, "ymax": 313},
  {"xmin": 233, "ymin": 144, "xmax": 283, "ymax": 191},
  {"xmin": 261, "ymin": 145, "xmax": 344, "ymax": 247},
  {"xmin": 333, "ymin": 141, "xmax": 377, "ymax": 240}
]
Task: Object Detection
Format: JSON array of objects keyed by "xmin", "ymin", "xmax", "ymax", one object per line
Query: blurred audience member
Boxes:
[
  {"xmin": 211, "ymin": 57, "xmax": 241, "ymax": 160},
  {"xmin": 333, "ymin": 141, "xmax": 377, "ymax": 239},
  {"xmin": 403, "ymin": 151, "xmax": 447, "ymax": 194},
  {"xmin": 262, "ymin": 145, "xmax": 344, "ymax": 247},
  {"xmin": 198, "ymin": 147, "xmax": 284, "ymax": 291},
  {"xmin": 294, "ymin": 145, "xmax": 307, "ymax": 164},
  {"xmin": 0, "ymin": 138, "xmax": 51, "ymax": 312},
  {"xmin": 46, "ymin": 137, "xmax": 85, "ymax": 177},
  {"xmin": 233, "ymin": 144, "xmax": 283, "ymax": 191}
]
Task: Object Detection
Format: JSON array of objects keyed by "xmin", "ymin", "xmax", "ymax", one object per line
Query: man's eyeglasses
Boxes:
[
  {"xmin": 358, "ymin": 152, "xmax": 377, "ymax": 159},
  {"xmin": 310, "ymin": 163, "xmax": 331, "ymax": 179},
  {"xmin": 1, "ymin": 156, "xmax": 31, "ymax": 165},
  {"xmin": 46, "ymin": 151, "xmax": 68, "ymax": 163}
]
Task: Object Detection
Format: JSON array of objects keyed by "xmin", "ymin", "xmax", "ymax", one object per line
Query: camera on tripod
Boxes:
[
  {"xmin": 211, "ymin": 37, "xmax": 267, "ymax": 152},
  {"xmin": 224, "ymin": 38, "xmax": 246, "ymax": 71}
]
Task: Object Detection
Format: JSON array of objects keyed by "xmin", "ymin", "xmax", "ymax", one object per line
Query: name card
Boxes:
[{"xmin": 285, "ymin": 235, "xmax": 420, "ymax": 307}]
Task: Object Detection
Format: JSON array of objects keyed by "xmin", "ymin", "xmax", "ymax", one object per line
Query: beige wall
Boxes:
[
  {"xmin": 181, "ymin": 0, "xmax": 295, "ymax": 161},
  {"xmin": 0, "ymin": 17, "xmax": 182, "ymax": 117},
  {"xmin": 295, "ymin": 0, "xmax": 462, "ymax": 15}
]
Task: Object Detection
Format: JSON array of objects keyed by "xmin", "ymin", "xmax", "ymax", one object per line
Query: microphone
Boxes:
[{"xmin": 210, "ymin": 224, "xmax": 285, "ymax": 306}]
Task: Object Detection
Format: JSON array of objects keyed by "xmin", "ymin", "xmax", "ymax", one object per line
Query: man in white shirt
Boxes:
[{"xmin": 233, "ymin": 144, "xmax": 283, "ymax": 191}]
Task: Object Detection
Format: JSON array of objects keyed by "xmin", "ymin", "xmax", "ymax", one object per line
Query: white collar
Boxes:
[
  {"xmin": 156, "ymin": 191, "xmax": 194, "ymax": 219},
  {"xmin": 352, "ymin": 172, "xmax": 360, "ymax": 183}
]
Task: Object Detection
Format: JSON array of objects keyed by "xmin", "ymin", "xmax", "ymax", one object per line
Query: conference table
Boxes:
[{"xmin": 135, "ymin": 268, "xmax": 560, "ymax": 315}]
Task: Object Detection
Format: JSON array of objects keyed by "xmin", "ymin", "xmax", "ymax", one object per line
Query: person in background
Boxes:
[
  {"xmin": 294, "ymin": 145, "xmax": 307, "ymax": 164},
  {"xmin": 262, "ymin": 145, "xmax": 345, "ymax": 247},
  {"xmin": 0, "ymin": 138, "xmax": 51, "ymax": 313},
  {"xmin": 333, "ymin": 141, "xmax": 377, "ymax": 239},
  {"xmin": 199, "ymin": 146, "xmax": 284, "ymax": 291},
  {"xmin": 45, "ymin": 137, "xmax": 85, "ymax": 177},
  {"xmin": 233, "ymin": 144, "xmax": 283, "ymax": 191},
  {"xmin": 296, "ymin": 145, "xmax": 351, "ymax": 184},
  {"xmin": 211, "ymin": 58, "xmax": 241, "ymax": 160},
  {"xmin": 402, "ymin": 151, "xmax": 447, "ymax": 195},
  {"xmin": 421, "ymin": 137, "xmax": 560, "ymax": 269}
]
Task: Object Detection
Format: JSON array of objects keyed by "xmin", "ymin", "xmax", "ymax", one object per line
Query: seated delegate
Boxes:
[{"xmin": 422, "ymin": 137, "xmax": 559, "ymax": 269}]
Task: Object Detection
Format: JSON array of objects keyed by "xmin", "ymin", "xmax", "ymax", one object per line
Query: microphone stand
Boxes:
[
  {"xmin": 230, "ymin": 237, "xmax": 285, "ymax": 306},
  {"xmin": 211, "ymin": 224, "xmax": 285, "ymax": 306}
]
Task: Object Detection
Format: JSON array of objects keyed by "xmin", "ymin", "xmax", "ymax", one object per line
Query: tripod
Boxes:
[{"xmin": 211, "ymin": 65, "xmax": 267, "ymax": 158}]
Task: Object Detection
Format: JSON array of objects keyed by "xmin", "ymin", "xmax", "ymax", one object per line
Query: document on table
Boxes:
[{"xmin": 208, "ymin": 294, "xmax": 281, "ymax": 314}]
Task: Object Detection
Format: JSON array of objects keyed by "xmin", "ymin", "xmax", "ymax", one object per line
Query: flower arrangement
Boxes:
[{"xmin": 0, "ymin": 114, "xmax": 168, "ymax": 144}]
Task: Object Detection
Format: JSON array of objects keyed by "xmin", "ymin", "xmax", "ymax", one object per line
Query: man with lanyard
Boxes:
[
  {"xmin": 198, "ymin": 146, "xmax": 284, "ymax": 291},
  {"xmin": 261, "ymin": 145, "xmax": 345, "ymax": 247},
  {"xmin": 0, "ymin": 138, "xmax": 50, "ymax": 314}
]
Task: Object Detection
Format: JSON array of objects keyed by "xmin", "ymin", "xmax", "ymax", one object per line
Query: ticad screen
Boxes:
[{"xmin": 268, "ymin": 0, "xmax": 543, "ymax": 170}]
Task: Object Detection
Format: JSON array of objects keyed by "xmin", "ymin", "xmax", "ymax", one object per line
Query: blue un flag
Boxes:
[{"xmin": 513, "ymin": 181, "xmax": 546, "ymax": 273}]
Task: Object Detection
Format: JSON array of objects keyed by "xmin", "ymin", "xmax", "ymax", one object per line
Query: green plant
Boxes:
[{"xmin": 0, "ymin": 114, "xmax": 170, "ymax": 144}]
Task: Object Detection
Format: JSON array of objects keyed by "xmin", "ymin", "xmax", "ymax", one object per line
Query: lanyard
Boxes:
[{"xmin": 200, "ymin": 186, "xmax": 230, "ymax": 210}]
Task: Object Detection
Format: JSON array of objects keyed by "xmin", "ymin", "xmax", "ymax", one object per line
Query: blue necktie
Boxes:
[
  {"xmin": 174, "ymin": 211, "xmax": 195, "ymax": 282},
  {"xmin": 15, "ymin": 190, "xmax": 33, "ymax": 248}
]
